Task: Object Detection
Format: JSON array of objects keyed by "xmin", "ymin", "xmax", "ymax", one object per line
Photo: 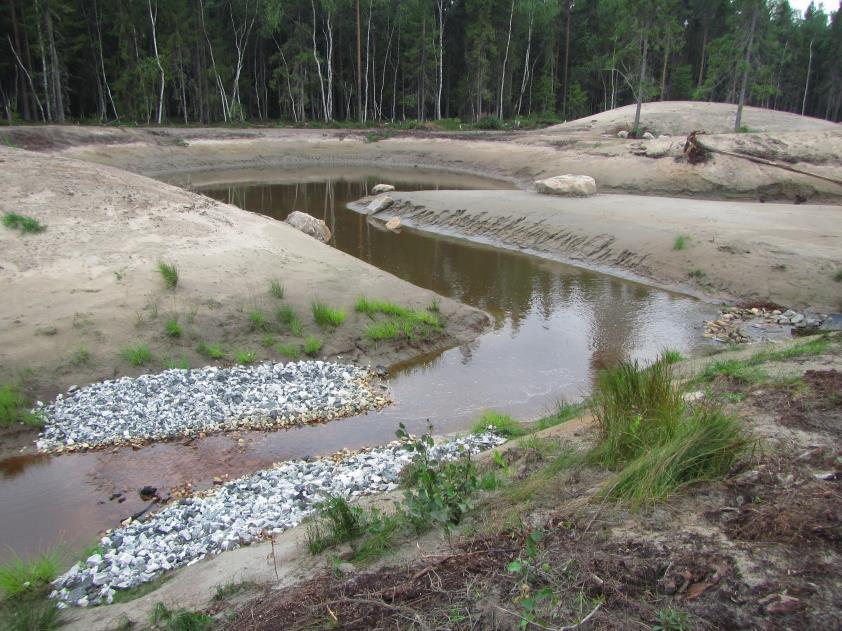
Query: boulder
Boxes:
[
  {"xmin": 385, "ymin": 217, "xmax": 401, "ymax": 231},
  {"xmin": 372, "ymin": 183, "xmax": 395, "ymax": 194},
  {"xmin": 642, "ymin": 131, "xmax": 655, "ymax": 140},
  {"xmin": 284, "ymin": 211, "xmax": 332, "ymax": 242},
  {"xmin": 367, "ymin": 195, "xmax": 394, "ymax": 214},
  {"xmin": 617, "ymin": 130, "xmax": 629, "ymax": 139},
  {"xmin": 535, "ymin": 174, "xmax": 597, "ymax": 197}
]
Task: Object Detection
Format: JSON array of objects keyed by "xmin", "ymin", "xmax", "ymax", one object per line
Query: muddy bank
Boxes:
[
  {"xmin": 357, "ymin": 190, "xmax": 842, "ymax": 313},
  {"xmin": 0, "ymin": 146, "xmax": 489, "ymax": 456}
]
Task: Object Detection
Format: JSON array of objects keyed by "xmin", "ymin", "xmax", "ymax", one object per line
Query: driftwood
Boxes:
[{"xmin": 685, "ymin": 131, "xmax": 842, "ymax": 187}]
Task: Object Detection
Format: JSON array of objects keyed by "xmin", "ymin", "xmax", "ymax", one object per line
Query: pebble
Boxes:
[
  {"xmin": 49, "ymin": 431, "xmax": 506, "ymax": 608},
  {"xmin": 35, "ymin": 362, "xmax": 385, "ymax": 451}
]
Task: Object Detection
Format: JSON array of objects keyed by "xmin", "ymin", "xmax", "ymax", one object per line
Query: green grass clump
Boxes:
[
  {"xmin": 163, "ymin": 356, "xmax": 190, "ymax": 370},
  {"xmin": 366, "ymin": 320, "xmax": 400, "ymax": 341},
  {"xmin": 197, "ymin": 341, "xmax": 225, "ymax": 359},
  {"xmin": 0, "ymin": 551, "xmax": 60, "ymax": 599},
  {"xmin": 150, "ymin": 602, "xmax": 213, "ymax": 631},
  {"xmin": 157, "ymin": 261, "xmax": 179, "ymax": 289},
  {"xmin": 276, "ymin": 343, "xmax": 302, "ymax": 360},
  {"xmin": 2, "ymin": 599, "xmax": 63, "ymax": 630},
  {"xmin": 260, "ymin": 335, "xmax": 277, "ymax": 348},
  {"xmin": 269, "ymin": 279, "xmax": 284, "ymax": 299},
  {"xmin": 303, "ymin": 336, "xmax": 322, "ymax": 356},
  {"xmin": 235, "ymin": 350, "xmax": 256, "ymax": 364},
  {"xmin": 534, "ymin": 401, "xmax": 587, "ymax": 431},
  {"xmin": 276, "ymin": 306, "xmax": 304, "ymax": 336},
  {"xmin": 673, "ymin": 235, "xmax": 690, "ymax": 251},
  {"xmin": 697, "ymin": 359, "xmax": 768, "ymax": 384},
  {"xmin": 688, "ymin": 268, "xmax": 705, "ymax": 279},
  {"xmin": 0, "ymin": 383, "xmax": 41, "ymax": 427},
  {"xmin": 661, "ymin": 349, "xmax": 685, "ymax": 364},
  {"xmin": 589, "ymin": 357, "xmax": 684, "ymax": 469},
  {"xmin": 306, "ymin": 496, "xmax": 365, "ymax": 554},
  {"xmin": 69, "ymin": 346, "xmax": 92, "ymax": 366},
  {"xmin": 312, "ymin": 301, "xmax": 346, "ymax": 327},
  {"xmin": 164, "ymin": 317, "xmax": 182, "ymax": 338},
  {"xmin": 471, "ymin": 410, "xmax": 526, "ymax": 437},
  {"xmin": 835, "ymin": 270, "xmax": 842, "ymax": 282},
  {"xmin": 604, "ymin": 407, "xmax": 747, "ymax": 508},
  {"xmin": 120, "ymin": 344, "xmax": 152, "ymax": 366},
  {"xmin": 2, "ymin": 212, "xmax": 46, "ymax": 234},
  {"xmin": 248, "ymin": 309, "xmax": 269, "ymax": 331},
  {"xmin": 212, "ymin": 580, "xmax": 258, "ymax": 602}
]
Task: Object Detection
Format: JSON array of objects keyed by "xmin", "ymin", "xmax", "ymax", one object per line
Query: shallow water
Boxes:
[{"xmin": 0, "ymin": 167, "xmax": 714, "ymax": 562}]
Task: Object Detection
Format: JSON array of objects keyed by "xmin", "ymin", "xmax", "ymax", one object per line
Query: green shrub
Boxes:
[
  {"xmin": 120, "ymin": 344, "xmax": 152, "ymax": 366},
  {"xmin": 470, "ymin": 410, "xmax": 525, "ymax": 437},
  {"xmin": 164, "ymin": 318, "xmax": 182, "ymax": 338},
  {"xmin": 2, "ymin": 212, "xmax": 46, "ymax": 234},
  {"xmin": 157, "ymin": 261, "xmax": 179, "ymax": 289},
  {"xmin": 306, "ymin": 496, "xmax": 365, "ymax": 554},
  {"xmin": 312, "ymin": 301, "xmax": 346, "ymax": 327},
  {"xmin": 589, "ymin": 358, "xmax": 684, "ymax": 469},
  {"xmin": 303, "ymin": 336, "xmax": 322, "ymax": 355},
  {"xmin": 474, "ymin": 116, "xmax": 502, "ymax": 130},
  {"xmin": 0, "ymin": 383, "xmax": 41, "ymax": 427}
]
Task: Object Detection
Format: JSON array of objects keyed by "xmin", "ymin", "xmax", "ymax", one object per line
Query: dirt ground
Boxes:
[{"xmin": 0, "ymin": 147, "xmax": 488, "ymax": 454}]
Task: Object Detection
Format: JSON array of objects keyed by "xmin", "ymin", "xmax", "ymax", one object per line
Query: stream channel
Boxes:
[{"xmin": 0, "ymin": 166, "xmax": 715, "ymax": 563}]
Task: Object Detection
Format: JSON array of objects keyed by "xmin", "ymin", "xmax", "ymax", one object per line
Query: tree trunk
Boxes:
[
  {"xmin": 632, "ymin": 28, "xmax": 649, "ymax": 133},
  {"xmin": 660, "ymin": 38, "xmax": 670, "ymax": 100},
  {"xmin": 801, "ymin": 37, "xmax": 813, "ymax": 116},
  {"xmin": 435, "ymin": 0, "xmax": 445, "ymax": 120},
  {"xmin": 147, "ymin": 0, "xmax": 165, "ymax": 124},
  {"xmin": 734, "ymin": 4, "xmax": 759, "ymax": 132},
  {"xmin": 697, "ymin": 20, "xmax": 708, "ymax": 87},
  {"xmin": 497, "ymin": 0, "xmax": 514, "ymax": 119},
  {"xmin": 363, "ymin": 0, "xmax": 372, "ymax": 122},
  {"xmin": 562, "ymin": 0, "xmax": 571, "ymax": 117},
  {"xmin": 516, "ymin": 7, "xmax": 533, "ymax": 117},
  {"xmin": 199, "ymin": 0, "xmax": 230, "ymax": 121},
  {"xmin": 44, "ymin": 0, "xmax": 64, "ymax": 122},
  {"xmin": 8, "ymin": 0, "xmax": 31, "ymax": 120},
  {"xmin": 356, "ymin": 0, "xmax": 362, "ymax": 121},
  {"xmin": 311, "ymin": 0, "xmax": 328, "ymax": 121}
]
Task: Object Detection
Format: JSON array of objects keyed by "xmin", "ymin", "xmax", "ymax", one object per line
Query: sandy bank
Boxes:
[
  {"xmin": 0, "ymin": 146, "xmax": 488, "ymax": 453},
  {"xmin": 361, "ymin": 190, "xmax": 842, "ymax": 312}
]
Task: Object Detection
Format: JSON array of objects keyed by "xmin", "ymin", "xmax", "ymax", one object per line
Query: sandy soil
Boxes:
[
  {"xmin": 0, "ymin": 146, "xmax": 488, "ymax": 450},
  {"xmin": 364, "ymin": 189, "xmax": 842, "ymax": 312}
]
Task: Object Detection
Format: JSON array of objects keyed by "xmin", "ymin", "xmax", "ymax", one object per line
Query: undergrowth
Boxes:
[
  {"xmin": 157, "ymin": 261, "xmax": 179, "ymax": 289},
  {"xmin": 0, "ymin": 383, "xmax": 42, "ymax": 427}
]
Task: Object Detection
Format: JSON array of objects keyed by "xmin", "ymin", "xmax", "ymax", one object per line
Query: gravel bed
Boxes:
[
  {"xmin": 36, "ymin": 361, "xmax": 385, "ymax": 452},
  {"xmin": 50, "ymin": 431, "xmax": 506, "ymax": 607}
]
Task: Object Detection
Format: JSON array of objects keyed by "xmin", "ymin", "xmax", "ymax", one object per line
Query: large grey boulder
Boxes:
[
  {"xmin": 535, "ymin": 174, "xmax": 597, "ymax": 197},
  {"xmin": 284, "ymin": 211, "xmax": 331, "ymax": 242},
  {"xmin": 372, "ymin": 183, "xmax": 395, "ymax": 194}
]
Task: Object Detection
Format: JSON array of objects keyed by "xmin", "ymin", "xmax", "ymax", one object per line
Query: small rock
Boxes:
[
  {"xmin": 535, "ymin": 174, "xmax": 597, "ymax": 197},
  {"xmin": 367, "ymin": 195, "xmax": 393, "ymax": 214},
  {"xmin": 371, "ymin": 184, "xmax": 395, "ymax": 194},
  {"xmin": 284, "ymin": 211, "xmax": 332, "ymax": 242},
  {"xmin": 385, "ymin": 217, "xmax": 401, "ymax": 231},
  {"xmin": 617, "ymin": 130, "xmax": 629, "ymax": 139},
  {"xmin": 642, "ymin": 131, "xmax": 655, "ymax": 140}
]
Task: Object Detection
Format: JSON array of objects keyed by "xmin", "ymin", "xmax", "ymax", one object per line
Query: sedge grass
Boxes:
[{"xmin": 312, "ymin": 301, "xmax": 346, "ymax": 327}]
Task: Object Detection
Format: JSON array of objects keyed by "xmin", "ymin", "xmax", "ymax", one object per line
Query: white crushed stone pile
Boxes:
[
  {"xmin": 50, "ymin": 432, "xmax": 506, "ymax": 607},
  {"xmin": 36, "ymin": 361, "xmax": 382, "ymax": 452}
]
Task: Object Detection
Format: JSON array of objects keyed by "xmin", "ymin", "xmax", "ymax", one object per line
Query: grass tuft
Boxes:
[
  {"xmin": 307, "ymin": 496, "xmax": 365, "ymax": 554},
  {"xmin": 120, "ymin": 344, "xmax": 152, "ymax": 366},
  {"xmin": 276, "ymin": 343, "xmax": 302, "ymax": 360},
  {"xmin": 604, "ymin": 407, "xmax": 747, "ymax": 508},
  {"xmin": 589, "ymin": 358, "xmax": 684, "ymax": 469},
  {"xmin": 212, "ymin": 579, "xmax": 258, "ymax": 602},
  {"xmin": 0, "ymin": 550, "xmax": 60, "ymax": 599},
  {"xmin": 2, "ymin": 212, "xmax": 46, "ymax": 234},
  {"xmin": 835, "ymin": 270, "xmax": 842, "ymax": 283},
  {"xmin": 470, "ymin": 410, "xmax": 526, "ymax": 437},
  {"xmin": 269, "ymin": 279, "xmax": 284, "ymax": 299},
  {"xmin": 0, "ymin": 383, "xmax": 42, "ymax": 427},
  {"xmin": 197, "ymin": 341, "xmax": 225, "ymax": 359},
  {"xmin": 2, "ymin": 599, "xmax": 63, "ymax": 630},
  {"xmin": 303, "ymin": 336, "xmax": 322, "ymax": 356},
  {"xmin": 235, "ymin": 350, "xmax": 256, "ymax": 364},
  {"xmin": 157, "ymin": 261, "xmax": 179, "ymax": 289},
  {"xmin": 149, "ymin": 602, "xmax": 213, "ymax": 631},
  {"xmin": 534, "ymin": 401, "xmax": 586, "ymax": 431},
  {"xmin": 688, "ymin": 268, "xmax": 705, "ymax": 279},
  {"xmin": 276, "ymin": 306, "xmax": 304, "ymax": 336},
  {"xmin": 312, "ymin": 301, "xmax": 346, "ymax": 327},
  {"xmin": 358, "ymin": 296, "xmax": 443, "ymax": 342},
  {"xmin": 673, "ymin": 235, "xmax": 690, "ymax": 251},
  {"xmin": 164, "ymin": 317, "xmax": 182, "ymax": 338},
  {"xmin": 163, "ymin": 356, "xmax": 190, "ymax": 370},
  {"xmin": 248, "ymin": 309, "xmax": 269, "ymax": 332},
  {"xmin": 661, "ymin": 349, "xmax": 685, "ymax": 364}
]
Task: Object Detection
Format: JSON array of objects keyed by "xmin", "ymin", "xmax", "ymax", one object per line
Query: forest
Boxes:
[{"xmin": 2, "ymin": 0, "xmax": 841, "ymax": 127}]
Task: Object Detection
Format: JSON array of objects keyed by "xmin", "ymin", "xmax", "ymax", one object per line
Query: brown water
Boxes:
[{"xmin": 0, "ymin": 167, "xmax": 715, "ymax": 562}]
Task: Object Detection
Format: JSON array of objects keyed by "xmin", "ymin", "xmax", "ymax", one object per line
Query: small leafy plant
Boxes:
[
  {"xmin": 157, "ymin": 261, "xmax": 179, "ymax": 289},
  {"xmin": 673, "ymin": 235, "xmax": 690, "ymax": 251}
]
